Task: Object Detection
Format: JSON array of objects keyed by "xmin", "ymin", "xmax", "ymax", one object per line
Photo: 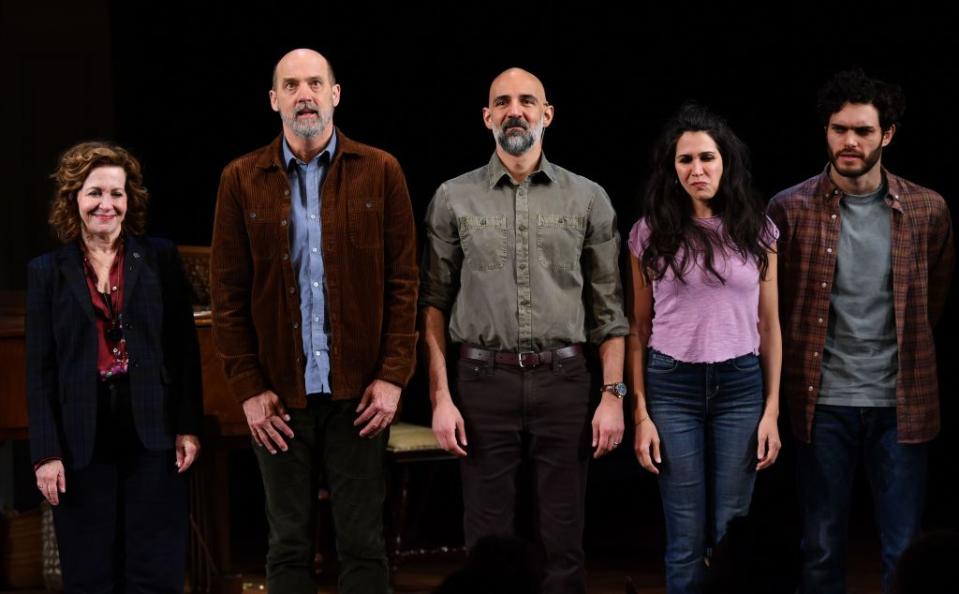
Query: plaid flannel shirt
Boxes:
[{"xmin": 768, "ymin": 166, "xmax": 954, "ymax": 444}]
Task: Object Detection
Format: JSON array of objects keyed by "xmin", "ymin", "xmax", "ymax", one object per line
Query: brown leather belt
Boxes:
[{"xmin": 459, "ymin": 344, "xmax": 584, "ymax": 369}]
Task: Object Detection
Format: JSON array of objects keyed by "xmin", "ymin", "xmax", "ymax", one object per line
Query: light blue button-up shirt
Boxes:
[{"xmin": 283, "ymin": 132, "xmax": 337, "ymax": 395}]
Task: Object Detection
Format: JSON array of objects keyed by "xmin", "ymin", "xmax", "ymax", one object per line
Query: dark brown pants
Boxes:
[{"xmin": 455, "ymin": 352, "xmax": 592, "ymax": 594}]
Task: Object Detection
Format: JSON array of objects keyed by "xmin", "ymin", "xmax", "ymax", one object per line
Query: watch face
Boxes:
[{"xmin": 604, "ymin": 382, "xmax": 627, "ymax": 397}]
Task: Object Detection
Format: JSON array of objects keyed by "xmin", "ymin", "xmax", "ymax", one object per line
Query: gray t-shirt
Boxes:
[{"xmin": 819, "ymin": 184, "xmax": 898, "ymax": 407}]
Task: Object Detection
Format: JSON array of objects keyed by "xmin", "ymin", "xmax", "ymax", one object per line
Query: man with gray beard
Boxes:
[
  {"xmin": 420, "ymin": 68, "xmax": 629, "ymax": 594},
  {"xmin": 210, "ymin": 48, "xmax": 418, "ymax": 594}
]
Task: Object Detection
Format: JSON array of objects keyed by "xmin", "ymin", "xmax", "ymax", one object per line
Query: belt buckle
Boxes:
[{"xmin": 518, "ymin": 351, "xmax": 539, "ymax": 369}]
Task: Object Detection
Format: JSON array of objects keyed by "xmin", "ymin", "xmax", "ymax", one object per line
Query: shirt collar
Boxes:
[
  {"xmin": 817, "ymin": 164, "xmax": 903, "ymax": 213},
  {"xmin": 282, "ymin": 130, "xmax": 338, "ymax": 170},
  {"xmin": 486, "ymin": 151, "xmax": 557, "ymax": 189}
]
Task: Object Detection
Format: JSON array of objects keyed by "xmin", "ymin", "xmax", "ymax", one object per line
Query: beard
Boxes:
[
  {"xmin": 282, "ymin": 101, "xmax": 333, "ymax": 139},
  {"xmin": 828, "ymin": 143, "xmax": 883, "ymax": 179},
  {"xmin": 494, "ymin": 116, "xmax": 544, "ymax": 156}
]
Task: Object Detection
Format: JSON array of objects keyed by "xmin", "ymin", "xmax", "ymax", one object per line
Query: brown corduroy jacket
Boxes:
[{"xmin": 210, "ymin": 130, "xmax": 418, "ymax": 407}]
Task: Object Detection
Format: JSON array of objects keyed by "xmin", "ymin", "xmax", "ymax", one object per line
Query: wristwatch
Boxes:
[{"xmin": 601, "ymin": 382, "xmax": 628, "ymax": 399}]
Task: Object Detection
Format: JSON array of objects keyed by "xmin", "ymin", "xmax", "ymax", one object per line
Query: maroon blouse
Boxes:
[{"xmin": 81, "ymin": 242, "xmax": 128, "ymax": 381}]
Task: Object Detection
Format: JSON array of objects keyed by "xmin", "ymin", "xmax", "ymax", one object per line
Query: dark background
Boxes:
[{"xmin": 3, "ymin": 0, "xmax": 958, "ymax": 575}]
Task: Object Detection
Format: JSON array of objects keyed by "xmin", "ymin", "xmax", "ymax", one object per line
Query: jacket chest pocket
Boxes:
[
  {"xmin": 247, "ymin": 209, "xmax": 284, "ymax": 259},
  {"xmin": 348, "ymin": 197, "xmax": 383, "ymax": 249},
  {"xmin": 536, "ymin": 214, "xmax": 585, "ymax": 270},
  {"xmin": 459, "ymin": 215, "xmax": 507, "ymax": 271}
]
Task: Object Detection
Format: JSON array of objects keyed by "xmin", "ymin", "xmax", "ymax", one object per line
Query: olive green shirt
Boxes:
[{"xmin": 420, "ymin": 153, "xmax": 628, "ymax": 351}]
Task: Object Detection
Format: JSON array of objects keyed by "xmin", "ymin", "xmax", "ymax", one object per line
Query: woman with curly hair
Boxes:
[
  {"xmin": 626, "ymin": 105, "xmax": 782, "ymax": 593},
  {"xmin": 26, "ymin": 141, "xmax": 202, "ymax": 593}
]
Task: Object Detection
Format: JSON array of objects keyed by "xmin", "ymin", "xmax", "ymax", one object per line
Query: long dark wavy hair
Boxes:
[{"xmin": 641, "ymin": 104, "xmax": 772, "ymax": 284}]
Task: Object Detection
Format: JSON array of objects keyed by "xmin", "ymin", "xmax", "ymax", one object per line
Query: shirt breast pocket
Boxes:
[
  {"xmin": 459, "ymin": 215, "xmax": 507, "ymax": 272},
  {"xmin": 247, "ymin": 208, "xmax": 283, "ymax": 259},
  {"xmin": 348, "ymin": 197, "xmax": 384, "ymax": 249},
  {"xmin": 536, "ymin": 214, "xmax": 586, "ymax": 271}
]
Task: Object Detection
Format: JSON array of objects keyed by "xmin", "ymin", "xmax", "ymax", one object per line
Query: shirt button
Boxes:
[
  {"xmin": 281, "ymin": 220, "xmax": 287, "ymax": 226},
  {"xmin": 821, "ymin": 282, "xmax": 827, "ymax": 288},
  {"xmin": 310, "ymin": 214, "xmax": 316, "ymax": 220},
  {"xmin": 519, "ymin": 263, "xmax": 527, "ymax": 270},
  {"xmin": 831, "ymin": 214, "xmax": 837, "ymax": 220},
  {"xmin": 289, "ymin": 287, "xmax": 295, "ymax": 294},
  {"xmin": 293, "ymin": 322, "xmax": 299, "ymax": 329},
  {"xmin": 808, "ymin": 386, "xmax": 815, "ymax": 392},
  {"xmin": 282, "ymin": 253, "xmax": 289, "ymax": 260},
  {"xmin": 315, "ymin": 351, "xmax": 321, "ymax": 357},
  {"xmin": 314, "ymin": 316, "xmax": 320, "ymax": 322},
  {"xmin": 313, "ymin": 281, "xmax": 319, "ymax": 287},
  {"xmin": 312, "ymin": 247, "xmax": 318, "ymax": 253},
  {"xmin": 826, "ymin": 248, "xmax": 833, "ymax": 254},
  {"xmin": 818, "ymin": 318, "xmax": 824, "ymax": 324},
  {"xmin": 519, "ymin": 224, "xmax": 527, "ymax": 231},
  {"xmin": 250, "ymin": 212, "xmax": 257, "ymax": 219},
  {"xmin": 284, "ymin": 190, "xmax": 290, "ymax": 196},
  {"xmin": 521, "ymin": 299, "xmax": 530, "ymax": 306},
  {"xmin": 812, "ymin": 351, "xmax": 819, "ymax": 358}
]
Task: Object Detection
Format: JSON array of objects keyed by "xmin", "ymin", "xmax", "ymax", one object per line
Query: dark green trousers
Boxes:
[{"xmin": 253, "ymin": 397, "xmax": 389, "ymax": 594}]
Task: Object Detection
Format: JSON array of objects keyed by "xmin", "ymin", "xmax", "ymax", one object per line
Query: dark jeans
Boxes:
[
  {"xmin": 645, "ymin": 349, "xmax": 764, "ymax": 594},
  {"xmin": 53, "ymin": 378, "xmax": 188, "ymax": 594},
  {"xmin": 798, "ymin": 405, "xmax": 927, "ymax": 594},
  {"xmin": 253, "ymin": 396, "xmax": 388, "ymax": 594},
  {"xmin": 455, "ymin": 351, "xmax": 592, "ymax": 594}
]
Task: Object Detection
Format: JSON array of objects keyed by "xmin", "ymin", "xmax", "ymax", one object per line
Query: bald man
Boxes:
[
  {"xmin": 420, "ymin": 68, "xmax": 628, "ymax": 593},
  {"xmin": 211, "ymin": 49, "xmax": 417, "ymax": 594}
]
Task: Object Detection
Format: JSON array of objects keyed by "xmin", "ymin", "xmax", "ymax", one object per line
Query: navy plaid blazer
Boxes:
[{"xmin": 26, "ymin": 235, "xmax": 203, "ymax": 469}]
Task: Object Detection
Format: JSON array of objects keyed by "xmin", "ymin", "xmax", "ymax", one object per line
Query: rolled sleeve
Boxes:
[
  {"xmin": 582, "ymin": 188, "xmax": 628, "ymax": 344},
  {"xmin": 419, "ymin": 184, "xmax": 463, "ymax": 313}
]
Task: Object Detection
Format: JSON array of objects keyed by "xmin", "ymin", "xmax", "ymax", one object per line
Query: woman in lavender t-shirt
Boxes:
[{"xmin": 626, "ymin": 105, "xmax": 783, "ymax": 594}]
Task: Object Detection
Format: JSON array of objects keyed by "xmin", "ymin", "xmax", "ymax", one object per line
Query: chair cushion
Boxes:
[{"xmin": 387, "ymin": 422, "xmax": 443, "ymax": 453}]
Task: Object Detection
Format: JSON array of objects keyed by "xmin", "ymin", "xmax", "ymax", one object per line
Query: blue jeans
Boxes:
[
  {"xmin": 798, "ymin": 405, "xmax": 927, "ymax": 594},
  {"xmin": 645, "ymin": 349, "xmax": 764, "ymax": 594}
]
